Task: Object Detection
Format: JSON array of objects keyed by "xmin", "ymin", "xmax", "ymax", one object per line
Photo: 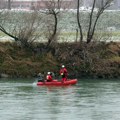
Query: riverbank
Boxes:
[{"xmin": 0, "ymin": 41, "xmax": 120, "ymax": 79}]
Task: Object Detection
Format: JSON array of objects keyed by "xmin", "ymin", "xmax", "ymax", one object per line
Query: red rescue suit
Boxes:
[
  {"xmin": 60, "ymin": 67, "xmax": 68, "ymax": 82},
  {"xmin": 46, "ymin": 75, "xmax": 53, "ymax": 82}
]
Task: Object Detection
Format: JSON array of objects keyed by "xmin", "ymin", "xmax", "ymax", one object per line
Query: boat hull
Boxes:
[{"xmin": 37, "ymin": 79, "xmax": 77, "ymax": 86}]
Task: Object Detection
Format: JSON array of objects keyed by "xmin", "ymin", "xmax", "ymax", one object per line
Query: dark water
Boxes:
[{"xmin": 0, "ymin": 78, "xmax": 120, "ymax": 120}]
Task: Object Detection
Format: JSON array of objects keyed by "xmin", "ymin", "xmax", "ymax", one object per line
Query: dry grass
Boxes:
[{"xmin": 0, "ymin": 41, "xmax": 120, "ymax": 78}]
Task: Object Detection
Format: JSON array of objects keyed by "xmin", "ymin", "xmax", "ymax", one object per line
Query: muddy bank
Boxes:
[{"xmin": 0, "ymin": 41, "xmax": 120, "ymax": 79}]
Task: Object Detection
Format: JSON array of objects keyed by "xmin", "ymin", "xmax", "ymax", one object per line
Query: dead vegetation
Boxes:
[{"xmin": 0, "ymin": 41, "xmax": 120, "ymax": 78}]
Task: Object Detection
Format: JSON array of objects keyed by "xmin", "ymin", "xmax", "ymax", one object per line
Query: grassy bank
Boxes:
[{"xmin": 0, "ymin": 41, "xmax": 120, "ymax": 78}]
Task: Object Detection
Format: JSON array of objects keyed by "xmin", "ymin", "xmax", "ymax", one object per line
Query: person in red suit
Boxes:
[
  {"xmin": 60, "ymin": 65, "xmax": 68, "ymax": 82},
  {"xmin": 46, "ymin": 72, "xmax": 53, "ymax": 82}
]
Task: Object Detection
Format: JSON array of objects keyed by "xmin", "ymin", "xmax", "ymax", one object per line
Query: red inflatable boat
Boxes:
[{"xmin": 37, "ymin": 79, "xmax": 77, "ymax": 86}]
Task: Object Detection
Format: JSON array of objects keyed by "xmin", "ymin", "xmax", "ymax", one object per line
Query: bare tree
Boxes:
[
  {"xmin": 41, "ymin": 0, "xmax": 61, "ymax": 47},
  {"xmin": 76, "ymin": 0, "xmax": 114, "ymax": 44},
  {"xmin": 77, "ymin": 0, "xmax": 83, "ymax": 43},
  {"xmin": 8, "ymin": 0, "xmax": 11, "ymax": 10},
  {"xmin": 86, "ymin": 0, "xmax": 114, "ymax": 43},
  {"xmin": 0, "ymin": 10, "xmax": 42, "ymax": 51},
  {"xmin": 43, "ymin": 0, "xmax": 73, "ymax": 47}
]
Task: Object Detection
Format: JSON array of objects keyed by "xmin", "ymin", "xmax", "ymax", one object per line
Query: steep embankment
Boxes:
[
  {"xmin": 55, "ymin": 42, "xmax": 120, "ymax": 78},
  {"xmin": 0, "ymin": 42, "xmax": 59, "ymax": 78},
  {"xmin": 0, "ymin": 41, "xmax": 120, "ymax": 78}
]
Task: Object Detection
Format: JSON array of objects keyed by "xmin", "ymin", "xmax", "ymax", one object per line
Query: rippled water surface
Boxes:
[{"xmin": 0, "ymin": 78, "xmax": 120, "ymax": 120}]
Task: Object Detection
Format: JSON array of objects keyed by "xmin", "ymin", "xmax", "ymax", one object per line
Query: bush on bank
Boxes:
[{"xmin": 0, "ymin": 41, "xmax": 120, "ymax": 78}]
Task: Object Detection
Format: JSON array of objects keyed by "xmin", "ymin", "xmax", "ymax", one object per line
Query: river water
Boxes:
[{"xmin": 0, "ymin": 78, "xmax": 120, "ymax": 120}]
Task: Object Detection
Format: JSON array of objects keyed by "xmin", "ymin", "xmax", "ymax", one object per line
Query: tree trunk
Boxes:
[
  {"xmin": 47, "ymin": 10, "xmax": 58, "ymax": 47},
  {"xmin": 86, "ymin": 0, "xmax": 96, "ymax": 44},
  {"xmin": 77, "ymin": 0, "xmax": 83, "ymax": 43},
  {"xmin": 8, "ymin": 0, "xmax": 11, "ymax": 10}
]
